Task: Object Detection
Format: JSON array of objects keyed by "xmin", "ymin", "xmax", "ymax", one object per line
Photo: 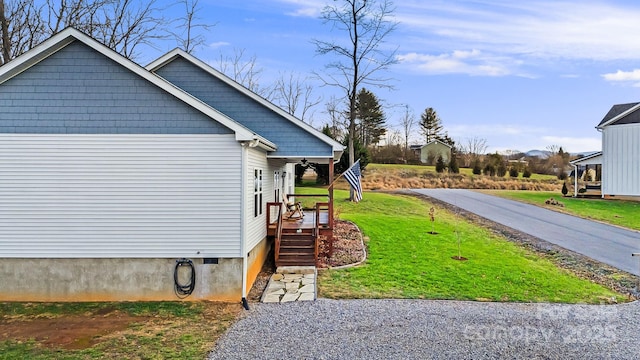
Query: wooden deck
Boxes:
[
  {"xmin": 268, "ymin": 211, "xmax": 329, "ymax": 233},
  {"xmin": 267, "ymin": 202, "xmax": 333, "ymax": 267}
]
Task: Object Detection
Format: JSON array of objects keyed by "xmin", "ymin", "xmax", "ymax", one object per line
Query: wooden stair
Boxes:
[{"xmin": 276, "ymin": 232, "xmax": 316, "ymax": 267}]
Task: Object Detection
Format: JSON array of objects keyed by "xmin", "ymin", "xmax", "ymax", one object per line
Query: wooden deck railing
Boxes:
[
  {"xmin": 274, "ymin": 203, "xmax": 283, "ymax": 263},
  {"xmin": 267, "ymin": 195, "xmax": 334, "ymax": 267}
]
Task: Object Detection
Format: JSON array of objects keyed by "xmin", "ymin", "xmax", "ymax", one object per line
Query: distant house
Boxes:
[
  {"xmin": 0, "ymin": 28, "xmax": 343, "ymax": 302},
  {"xmin": 414, "ymin": 140, "xmax": 452, "ymax": 165},
  {"xmin": 570, "ymin": 102, "xmax": 640, "ymax": 199}
]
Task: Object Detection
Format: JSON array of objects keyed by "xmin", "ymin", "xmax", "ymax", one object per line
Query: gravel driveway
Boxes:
[{"xmin": 209, "ymin": 299, "xmax": 640, "ymax": 359}]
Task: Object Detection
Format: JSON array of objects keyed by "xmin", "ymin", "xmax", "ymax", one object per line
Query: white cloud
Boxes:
[
  {"xmin": 209, "ymin": 41, "xmax": 230, "ymax": 49},
  {"xmin": 540, "ymin": 136, "xmax": 601, "ymax": 153},
  {"xmin": 602, "ymin": 69, "xmax": 640, "ymax": 81},
  {"xmin": 277, "ymin": 0, "xmax": 323, "ymax": 17},
  {"xmin": 601, "ymin": 69, "xmax": 640, "ymax": 87},
  {"xmin": 396, "ymin": 1, "xmax": 640, "ymax": 63},
  {"xmin": 447, "ymin": 124, "xmax": 547, "ymax": 138},
  {"xmin": 601, "ymin": 68, "xmax": 640, "ymax": 86},
  {"xmin": 396, "ymin": 49, "xmax": 514, "ymax": 76}
]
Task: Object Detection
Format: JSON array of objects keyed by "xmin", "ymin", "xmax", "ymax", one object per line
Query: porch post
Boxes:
[
  {"xmin": 329, "ymin": 159, "xmax": 334, "ymax": 230},
  {"xmin": 573, "ymin": 163, "xmax": 578, "ymax": 197}
]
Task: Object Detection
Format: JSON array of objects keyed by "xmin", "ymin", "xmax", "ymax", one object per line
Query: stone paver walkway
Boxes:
[{"xmin": 261, "ymin": 266, "xmax": 316, "ymax": 303}]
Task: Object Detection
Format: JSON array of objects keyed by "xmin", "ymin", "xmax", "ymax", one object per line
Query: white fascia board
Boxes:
[
  {"xmin": 425, "ymin": 139, "xmax": 453, "ymax": 148},
  {"xmin": 266, "ymin": 155, "xmax": 336, "ymax": 164},
  {"xmin": 0, "ymin": 31, "xmax": 76, "ymax": 85},
  {"xmin": 0, "ymin": 28, "xmax": 274, "ymax": 146},
  {"xmin": 147, "ymin": 49, "xmax": 345, "ymax": 155},
  {"xmin": 597, "ymin": 103, "xmax": 640, "ymax": 129},
  {"xmin": 569, "ymin": 151, "xmax": 603, "ymax": 165}
]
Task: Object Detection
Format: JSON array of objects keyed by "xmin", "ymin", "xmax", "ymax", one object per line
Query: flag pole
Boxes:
[
  {"xmin": 326, "ymin": 171, "xmax": 345, "ymax": 189},
  {"xmin": 326, "ymin": 159, "xmax": 359, "ymax": 189}
]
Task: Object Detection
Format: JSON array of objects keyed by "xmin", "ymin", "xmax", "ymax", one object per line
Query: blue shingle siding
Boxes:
[
  {"xmin": 0, "ymin": 41, "xmax": 232, "ymax": 135},
  {"xmin": 154, "ymin": 57, "xmax": 332, "ymax": 157}
]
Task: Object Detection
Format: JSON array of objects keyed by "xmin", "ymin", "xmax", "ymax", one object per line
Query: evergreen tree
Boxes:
[
  {"xmin": 335, "ymin": 136, "xmax": 370, "ymax": 174},
  {"xmin": 448, "ymin": 155, "xmax": 459, "ymax": 174},
  {"xmin": 435, "ymin": 155, "xmax": 447, "ymax": 173},
  {"xmin": 355, "ymin": 88, "xmax": 386, "ymax": 146},
  {"xmin": 472, "ymin": 160, "xmax": 482, "ymax": 175},
  {"xmin": 437, "ymin": 131, "xmax": 456, "ymax": 148},
  {"xmin": 419, "ymin": 107, "xmax": 443, "ymax": 143}
]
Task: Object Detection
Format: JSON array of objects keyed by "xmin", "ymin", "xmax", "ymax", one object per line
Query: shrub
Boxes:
[
  {"xmin": 483, "ymin": 163, "xmax": 496, "ymax": 176},
  {"xmin": 509, "ymin": 167, "xmax": 519, "ymax": 178},
  {"xmin": 557, "ymin": 172, "xmax": 568, "ymax": 180},
  {"xmin": 448, "ymin": 156, "xmax": 459, "ymax": 174},
  {"xmin": 435, "ymin": 155, "xmax": 447, "ymax": 173},
  {"xmin": 472, "ymin": 161, "xmax": 482, "ymax": 175},
  {"xmin": 522, "ymin": 168, "xmax": 532, "ymax": 178},
  {"xmin": 496, "ymin": 162, "xmax": 507, "ymax": 177}
]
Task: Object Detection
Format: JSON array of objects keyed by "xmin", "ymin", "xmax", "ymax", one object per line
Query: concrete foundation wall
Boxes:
[
  {"xmin": 0, "ymin": 238, "xmax": 271, "ymax": 302},
  {"xmin": 0, "ymin": 257, "xmax": 241, "ymax": 302}
]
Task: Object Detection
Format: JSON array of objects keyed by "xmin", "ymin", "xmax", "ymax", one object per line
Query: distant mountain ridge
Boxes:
[{"xmin": 498, "ymin": 150, "xmax": 600, "ymax": 158}]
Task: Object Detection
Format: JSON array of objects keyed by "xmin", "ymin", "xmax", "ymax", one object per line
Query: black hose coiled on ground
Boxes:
[{"xmin": 174, "ymin": 258, "xmax": 196, "ymax": 298}]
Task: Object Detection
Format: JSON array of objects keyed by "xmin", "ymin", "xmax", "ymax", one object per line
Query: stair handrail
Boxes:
[
  {"xmin": 314, "ymin": 201, "xmax": 321, "ymax": 266},
  {"xmin": 275, "ymin": 202, "xmax": 283, "ymax": 263}
]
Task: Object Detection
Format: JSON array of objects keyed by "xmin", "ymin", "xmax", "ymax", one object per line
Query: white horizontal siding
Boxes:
[
  {"xmin": 602, "ymin": 124, "xmax": 640, "ymax": 196},
  {"xmin": 0, "ymin": 134, "xmax": 242, "ymax": 258},
  {"xmin": 245, "ymin": 147, "xmax": 269, "ymax": 252}
]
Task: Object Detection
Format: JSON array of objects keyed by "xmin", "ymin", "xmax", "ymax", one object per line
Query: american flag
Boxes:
[{"xmin": 343, "ymin": 159, "xmax": 363, "ymax": 202}]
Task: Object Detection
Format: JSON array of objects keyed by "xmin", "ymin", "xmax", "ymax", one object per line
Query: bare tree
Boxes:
[
  {"xmin": 324, "ymin": 95, "xmax": 345, "ymax": 140},
  {"xmin": 1, "ymin": 0, "xmax": 46, "ymax": 65},
  {"xmin": 172, "ymin": 0, "xmax": 214, "ymax": 54},
  {"xmin": 545, "ymin": 144, "xmax": 560, "ymax": 156},
  {"xmin": 313, "ymin": 0, "xmax": 398, "ymax": 192},
  {"xmin": 0, "ymin": 0, "xmax": 11, "ymax": 62},
  {"xmin": 386, "ymin": 129, "xmax": 401, "ymax": 146},
  {"xmin": 399, "ymin": 105, "xmax": 415, "ymax": 161},
  {"xmin": 217, "ymin": 48, "xmax": 269, "ymax": 97},
  {"xmin": 1, "ymin": 0, "xmax": 170, "ymax": 64},
  {"xmin": 92, "ymin": 0, "xmax": 167, "ymax": 59},
  {"xmin": 460, "ymin": 137, "xmax": 488, "ymax": 167},
  {"xmin": 272, "ymin": 71, "xmax": 322, "ymax": 124}
]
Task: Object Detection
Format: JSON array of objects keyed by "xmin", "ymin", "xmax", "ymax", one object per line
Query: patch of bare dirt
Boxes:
[
  {"xmin": 0, "ymin": 312, "xmax": 145, "ymax": 349},
  {"xmin": 248, "ymin": 250, "xmax": 276, "ymax": 302},
  {"xmin": 400, "ymin": 190, "xmax": 639, "ymax": 300},
  {"xmin": 0, "ymin": 302, "xmax": 241, "ymax": 352}
]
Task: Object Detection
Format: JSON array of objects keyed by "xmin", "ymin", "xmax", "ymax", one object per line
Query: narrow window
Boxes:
[
  {"xmin": 254, "ymin": 169, "xmax": 263, "ymax": 217},
  {"xmin": 274, "ymin": 171, "xmax": 280, "ymax": 203}
]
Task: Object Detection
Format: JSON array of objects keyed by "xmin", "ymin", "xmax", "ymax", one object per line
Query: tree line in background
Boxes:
[{"xmin": 1, "ymin": 0, "xmax": 578, "ymax": 183}]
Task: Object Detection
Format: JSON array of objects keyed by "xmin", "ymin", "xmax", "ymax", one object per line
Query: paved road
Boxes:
[
  {"xmin": 209, "ymin": 299, "xmax": 640, "ymax": 359},
  {"xmin": 412, "ymin": 189, "xmax": 640, "ymax": 275}
]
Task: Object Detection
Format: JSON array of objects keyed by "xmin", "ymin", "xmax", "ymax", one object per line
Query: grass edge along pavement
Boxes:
[
  {"xmin": 484, "ymin": 190, "xmax": 640, "ymax": 232},
  {"xmin": 316, "ymin": 189, "xmax": 626, "ymax": 304}
]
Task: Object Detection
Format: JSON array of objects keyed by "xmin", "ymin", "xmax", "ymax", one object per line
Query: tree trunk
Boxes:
[{"xmin": 0, "ymin": 0, "xmax": 11, "ymax": 64}]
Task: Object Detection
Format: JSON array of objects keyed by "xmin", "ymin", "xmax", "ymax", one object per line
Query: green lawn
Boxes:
[
  {"xmin": 487, "ymin": 190, "xmax": 640, "ymax": 231},
  {"xmin": 315, "ymin": 189, "xmax": 623, "ymax": 303}
]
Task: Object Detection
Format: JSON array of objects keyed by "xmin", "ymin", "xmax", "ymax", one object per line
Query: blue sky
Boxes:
[{"xmin": 158, "ymin": 0, "xmax": 640, "ymax": 153}]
